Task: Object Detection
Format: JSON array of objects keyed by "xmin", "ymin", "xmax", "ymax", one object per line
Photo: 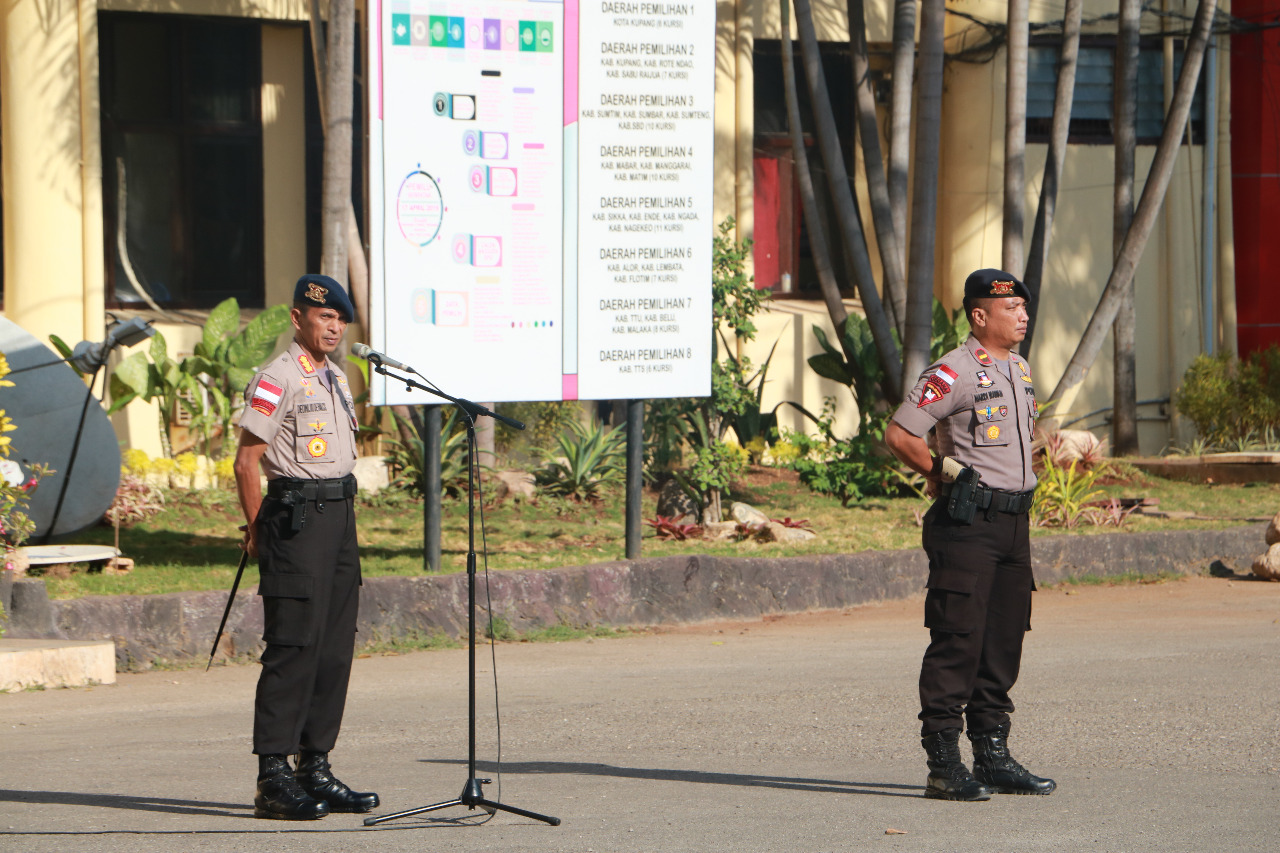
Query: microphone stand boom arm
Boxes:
[{"xmin": 362, "ymin": 362, "xmax": 558, "ymax": 828}]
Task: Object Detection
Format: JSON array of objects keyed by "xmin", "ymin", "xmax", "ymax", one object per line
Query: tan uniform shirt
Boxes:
[
  {"xmin": 892, "ymin": 334, "xmax": 1038, "ymax": 493},
  {"xmin": 239, "ymin": 340, "xmax": 359, "ymax": 480}
]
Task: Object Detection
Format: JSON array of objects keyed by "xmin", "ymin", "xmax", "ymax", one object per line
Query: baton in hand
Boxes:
[{"xmin": 207, "ymin": 548, "xmax": 251, "ymax": 672}]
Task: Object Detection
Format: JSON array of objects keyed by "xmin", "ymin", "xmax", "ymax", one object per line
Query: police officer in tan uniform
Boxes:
[
  {"xmin": 886, "ymin": 269, "xmax": 1056, "ymax": 802},
  {"xmin": 234, "ymin": 274, "xmax": 378, "ymax": 820}
]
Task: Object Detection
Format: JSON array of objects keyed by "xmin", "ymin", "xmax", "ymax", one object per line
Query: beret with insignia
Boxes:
[
  {"xmin": 963, "ymin": 268, "xmax": 1030, "ymax": 301},
  {"xmin": 293, "ymin": 274, "xmax": 356, "ymax": 322}
]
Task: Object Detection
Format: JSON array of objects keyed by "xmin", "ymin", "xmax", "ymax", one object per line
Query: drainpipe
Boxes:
[{"xmin": 1201, "ymin": 35, "xmax": 1217, "ymax": 355}]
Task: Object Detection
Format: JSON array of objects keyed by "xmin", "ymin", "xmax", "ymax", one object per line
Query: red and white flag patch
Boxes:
[
  {"xmin": 249, "ymin": 379, "xmax": 283, "ymax": 416},
  {"xmin": 934, "ymin": 364, "xmax": 958, "ymax": 387}
]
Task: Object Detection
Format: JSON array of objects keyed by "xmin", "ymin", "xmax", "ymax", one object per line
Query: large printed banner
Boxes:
[{"xmin": 368, "ymin": 0, "xmax": 715, "ymax": 404}]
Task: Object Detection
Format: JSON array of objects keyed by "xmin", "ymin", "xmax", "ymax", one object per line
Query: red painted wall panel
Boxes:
[{"xmin": 1231, "ymin": 0, "xmax": 1280, "ymax": 355}]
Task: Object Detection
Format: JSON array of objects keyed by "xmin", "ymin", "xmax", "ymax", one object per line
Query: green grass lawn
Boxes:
[{"xmin": 32, "ymin": 464, "xmax": 1279, "ymax": 600}]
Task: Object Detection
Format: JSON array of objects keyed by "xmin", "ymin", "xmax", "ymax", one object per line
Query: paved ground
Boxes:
[{"xmin": 2, "ymin": 574, "xmax": 1277, "ymax": 852}]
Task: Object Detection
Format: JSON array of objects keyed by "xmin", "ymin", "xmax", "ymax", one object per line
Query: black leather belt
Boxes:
[
  {"xmin": 941, "ymin": 482, "xmax": 1035, "ymax": 514},
  {"xmin": 267, "ymin": 475, "xmax": 357, "ymax": 502}
]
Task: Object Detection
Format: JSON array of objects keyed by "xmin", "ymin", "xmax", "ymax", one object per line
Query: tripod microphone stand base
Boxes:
[{"xmin": 363, "ymin": 778, "xmax": 560, "ymax": 826}]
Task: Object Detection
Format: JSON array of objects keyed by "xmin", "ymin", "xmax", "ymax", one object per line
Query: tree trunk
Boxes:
[
  {"xmin": 888, "ymin": 0, "xmax": 916, "ymax": 273},
  {"xmin": 1047, "ymin": 0, "xmax": 1218, "ymax": 418},
  {"xmin": 793, "ymin": 0, "xmax": 903, "ymax": 401},
  {"xmin": 308, "ymin": 2, "xmax": 416, "ymax": 450},
  {"xmin": 1002, "ymin": 0, "xmax": 1029, "ymax": 275},
  {"xmin": 848, "ymin": 0, "xmax": 906, "ymax": 336},
  {"xmin": 1022, "ymin": 0, "xmax": 1082, "ymax": 357},
  {"xmin": 1111, "ymin": 0, "xmax": 1142, "ymax": 456},
  {"xmin": 780, "ymin": 0, "xmax": 851, "ymax": 351},
  {"xmin": 903, "ymin": 0, "xmax": 944, "ymax": 394},
  {"xmin": 307, "ymin": 2, "xmax": 370, "ymax": 322},
  {"xmin": 317, "ymin": 0, "xmax": 355, "ymax": 287}
]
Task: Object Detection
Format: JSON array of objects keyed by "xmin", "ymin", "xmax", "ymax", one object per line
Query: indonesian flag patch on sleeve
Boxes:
[
  {"xmin": 916, "ymin": 363, "xmax": 957, "ymax": 408},
  {"xmin": 249, "ymin": 378, "xmax": 283, "ymax": 417}
]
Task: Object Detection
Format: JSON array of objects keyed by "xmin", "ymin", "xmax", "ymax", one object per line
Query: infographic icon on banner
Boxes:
[
  {"xmin": 395, "ymin": 168, "xmax": 445, "ymax": 247},
  {"xmin": 368, "ymin": 0, "xmax": 716, "ymax": 405}
]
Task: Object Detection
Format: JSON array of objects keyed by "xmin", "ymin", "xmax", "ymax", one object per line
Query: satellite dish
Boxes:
[{"xmin": 0, "ymin": 318, "xmax": 122, "ymax": 540}]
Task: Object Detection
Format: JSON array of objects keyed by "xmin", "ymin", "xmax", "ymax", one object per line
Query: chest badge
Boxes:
[
  {"xmin": 300, "ymin": 378, "xmax": 315, "ymax": 398},
  {"xmin": 974, "ymin": 348, "xmax": 994, "ymax": 366},
  {"xmin": 308, "ymin": 420, "xmax": 328, "ymax": 432},
  {"xmin": 298, "ymin": 353, "xmax": 317, "ymax": 375},
  {"xmin": 306, "ymin": 435, "xmax": 328, "ymax": 458},
  {"xmin": 1017, "ymin": 361, "xmax": 1033, "ymax": 382},
  {"xmin": 975, "ymin": 370, "xmax": 993, "ymax": 388},
  {"xmin": 978, "ymin": 405, "xmax": 997, "ymax": 421},
  {"xmin": 999, "ymin": 405, "xmax": 1008, "ymax": 418},
  {"xmin": 986, "ymin": 424, "xmax": 1001, "ymax": 441}
]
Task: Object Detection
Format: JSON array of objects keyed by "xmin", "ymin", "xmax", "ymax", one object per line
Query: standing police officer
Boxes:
[
  {"xmin": 885, "ymin": 269, "xmax": 1056, "ymax": 802},
  {"xmin": 233, "ymin": 274, "xmax": 379, "ymax": 820}
]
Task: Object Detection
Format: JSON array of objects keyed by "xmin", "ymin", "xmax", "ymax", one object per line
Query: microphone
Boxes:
[{"xmin": 351, "ymin": 343, "xmax": 414, "ymax": 373}]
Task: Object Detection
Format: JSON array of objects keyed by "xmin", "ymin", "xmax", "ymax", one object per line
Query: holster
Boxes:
[
  {"xmin": 277, "ymin": 490, "xmax": 307, "ymax": 533},
  {"xmin": 945, "ymin": 465, "xmax": 981, "ymax": 524}
]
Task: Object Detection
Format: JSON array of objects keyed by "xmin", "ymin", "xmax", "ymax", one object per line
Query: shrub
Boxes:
[
  {"xmin": 1032, "ymin": 456, "xmax": 1105, "ymax": 528},
  {"xmin": 534, "ymin": 418, "xmax": 626, "ymax": 501},
  {"xmin": 106, "ymin": 474, "xmax": 166, "ymax": 527},
  {"xmin": 1174, "ymin": 347, "xmax": 1280, "ymax": 449}
]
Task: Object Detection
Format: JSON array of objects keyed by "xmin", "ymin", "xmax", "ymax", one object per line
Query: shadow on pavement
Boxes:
[{"xmin": 420, "ymin": 759, "xmax": 925, "ymax": 800}]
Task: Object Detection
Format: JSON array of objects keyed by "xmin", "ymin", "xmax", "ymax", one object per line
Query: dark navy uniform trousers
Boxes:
[
  {"xmin": 253, "ymin": 493, "xmax": 361, "ymax": 756},
  {"xmin": 917, "ymin": 500, "xmax": 1034, "ymax": 737}
]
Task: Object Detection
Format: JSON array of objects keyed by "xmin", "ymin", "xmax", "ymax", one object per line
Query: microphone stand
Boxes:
[{"xmin": 362, "ymin": 360, "xmax": 559, "ymax": 828}]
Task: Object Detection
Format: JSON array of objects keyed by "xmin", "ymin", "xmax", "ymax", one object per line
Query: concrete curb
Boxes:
[{"xmin": 3, "ymin": 524, "xmax": 1267, "ymax": 671}]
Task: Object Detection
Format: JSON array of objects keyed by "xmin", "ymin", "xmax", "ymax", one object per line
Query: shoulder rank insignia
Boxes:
[
  {"xmin": 974, "ymin": 348, "xmax": 994, "ymax": 366},
  {"xmin": 975, "ymin": 370, "xmax": 993, "ymax": 388},
  {"xmin": 298, "ymin": 353, "xmax": 316, "ymax": 375}
]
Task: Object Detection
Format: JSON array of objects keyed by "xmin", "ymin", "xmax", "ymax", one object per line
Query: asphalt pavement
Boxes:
[{"xmin": 2, "ymin": 574, "xmax": 1277, "ymax": 852}]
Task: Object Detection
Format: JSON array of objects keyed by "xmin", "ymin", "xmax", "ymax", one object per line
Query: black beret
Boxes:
[
  {"xmin": 963, "ymin": 268, "xmax": 1030, "ymax": 301},
  {"xmin": 294, "ymin": 274, "xmax": 356, "ymax": 322}
]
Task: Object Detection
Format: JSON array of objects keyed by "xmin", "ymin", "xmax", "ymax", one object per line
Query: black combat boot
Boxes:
[
  {"xmin": 296, "ymin": 751, "xmax": 380, "ymax": 813},
  {"xmin": 254, "ymin": 754, "xmax": 330, "ymax": 820},
  {"xmin": 921, "ymin": 729, "xmax": 992, "ymax": 801},
  {"xmin": 968, "ymin": 722, "xmax": 1057, "ymax": 795}
]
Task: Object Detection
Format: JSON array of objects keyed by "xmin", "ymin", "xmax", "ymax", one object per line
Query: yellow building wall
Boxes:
[
  {"xmin": 2, "ymin": 0, "xmax": 1235, "ymax": 458},
  {"xmin": 936, "ymin": 4, "xmax": 1234, "ymax": 454},
  {"xmin": 2, "ymin": 1, "xmax": 314, "ymax": 458},
  {"xmin": 731, "ymin": 0, "xmax": 1233, "ymax": 456},
  {"xmin": 1, "ymin": 0, "xmax": 103, "ymax": 347}
]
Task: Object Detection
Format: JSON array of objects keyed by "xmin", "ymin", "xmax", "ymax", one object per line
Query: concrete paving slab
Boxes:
[
  {"xmin": 0, "ymin": 640, "xmax": 116, "ymax": 693},
  {"xmin": 0, "ymin": 576, "xmax": 1276, "ymax": 852}
]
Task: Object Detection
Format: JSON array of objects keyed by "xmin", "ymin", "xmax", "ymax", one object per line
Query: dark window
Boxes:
[
  {"xmin": 99, "ymin": 12, "xmax": 264, "ymax": 309},
  {"xmin": 1027, "ymin": 39, "xmax": 1206, "ymax": 145}
]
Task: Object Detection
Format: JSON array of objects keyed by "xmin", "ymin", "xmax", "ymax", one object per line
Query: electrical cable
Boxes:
[{"xmin": 476, "ymin": 439, "xmax": 503, "ymax": 818}]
